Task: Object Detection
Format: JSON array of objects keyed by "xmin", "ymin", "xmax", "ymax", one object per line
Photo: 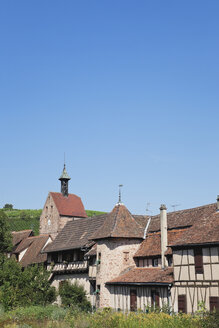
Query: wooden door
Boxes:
[
  {"xmin": 151, "ymin": 290, "xmax": 160, "ymax": 308},
  {"xmin": 130, "ymin": 289, "xmax": 137, "ymax": 311},
  {"xmin": 210, "ymin": 297, "xmax": 219, "ymax": 312},
  {"xmin": 178, "ymin": 294, "xmax": 187, "ymax": 313}
]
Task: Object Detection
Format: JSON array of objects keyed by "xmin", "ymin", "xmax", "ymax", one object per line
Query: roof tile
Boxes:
[{"xmin": 50, "ymin": 192, "xmax": 87, "ymax": 218}]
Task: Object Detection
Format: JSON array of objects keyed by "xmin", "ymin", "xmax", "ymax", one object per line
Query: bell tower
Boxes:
[{"xmin": 59, "ymin": 164, "xmax": 71, "ymax": 197}]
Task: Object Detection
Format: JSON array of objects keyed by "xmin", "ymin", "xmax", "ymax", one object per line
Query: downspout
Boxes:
[{"xmin": 143, "ymin": 217, "xmax": 151, "ymax": 239}]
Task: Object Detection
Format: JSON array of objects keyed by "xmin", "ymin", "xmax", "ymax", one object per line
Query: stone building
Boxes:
[{"xmin": 40, "ymin": 165, "xmax": 87, "ymax": 239}]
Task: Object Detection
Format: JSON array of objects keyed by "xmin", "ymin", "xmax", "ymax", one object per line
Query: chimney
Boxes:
[
  {"xmin": 217, "ymin": 195, "xmax": 219, "ymax": 211},
  {"xmin": 160, "ymin": 204, "xmax": 168, "ymax": 269}
]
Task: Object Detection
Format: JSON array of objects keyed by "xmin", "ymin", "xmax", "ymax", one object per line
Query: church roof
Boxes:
[
  {"xmin": 91, "ymin": 203, "xmax": 144, "ymax": 240},
  {"xmin": 50, "ymin": 192, "xmax": 87, "ymax": 218}
]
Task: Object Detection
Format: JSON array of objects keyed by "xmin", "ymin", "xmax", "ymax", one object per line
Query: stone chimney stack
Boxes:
[
  {"xmin": 217, "ymin": 195, "xmax": 219, "ymax": 211},
  {"xmin": 160, "ymin": 204, "xmax": 168, "ymax": 269}
]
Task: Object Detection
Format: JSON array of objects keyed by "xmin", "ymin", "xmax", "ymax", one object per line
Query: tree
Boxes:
[
  {"xmin": 0, "ymin": 210, "xmax": 12, "ymax": 254},
  {"xmin": 3, "ymin": 204, "xmax": 13, "ymax": 210},
  {"xmin": 0, "ymin": 259, "xmax": 56, "ymax": 310},
  {"xmin": 59, "ymin": 281, "xmax": 91, "ymax": 311}
]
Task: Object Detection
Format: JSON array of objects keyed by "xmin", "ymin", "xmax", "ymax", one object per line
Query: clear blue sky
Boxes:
[{"xmin": 0, "ymin": 1, "xmax": 219, "ymax": 214}]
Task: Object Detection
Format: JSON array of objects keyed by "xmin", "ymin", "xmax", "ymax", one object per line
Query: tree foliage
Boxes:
[
  {"xmin": 59, "ymin": 281, "xmax": 91, "ymax": 312},
  {"xmin": 0, "ymin": 258, "xmax": 56, "ymax": 310},
  {"xmin": 0, "ymin": 210, "xmax": 12, "ymax": 254},
  {"xmin": 3, "ymin": 204, "xmax": 13, "ymax": 210}
]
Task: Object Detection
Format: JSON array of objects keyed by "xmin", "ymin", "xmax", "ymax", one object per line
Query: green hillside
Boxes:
[{"xmin": 2, "ymin": 209, "xmax": 106, "ymax": 235}]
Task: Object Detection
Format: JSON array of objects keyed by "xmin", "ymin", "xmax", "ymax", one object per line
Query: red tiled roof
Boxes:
[
  {"xmin": 107, "ymin": 267, "xmax": 173, "ymax": 285},
  {"xmin": 169, "ymin": 211, "xmax": 219, "ymax": 247},
  {"xmin": 50, "ymin": 192, "xmax": 87, "ymax": 218},
  {"xmin": 14, "ymin": 235, "xmax": 51, "ymax": 267},
  {"xmin": 85, "ymin": 243, "xmax": 97, "ymax": 256},
  {"xmin": 134, "ymin": 228, "xmax": 188, "ymax": 257},
  {"xmin": 148, "ymin": 203, "xmax": 217, "ymax": 232},
  {"xmin": 44, "ymin": 215, "xmax": 106, "ymax": 252},
  {"xmin": 91, "ymin": 203, "xmax": 144, "ymax": 240},
  {"xmin": 12, "ymin": 230, "xmax": 33, "ymax": 247}
]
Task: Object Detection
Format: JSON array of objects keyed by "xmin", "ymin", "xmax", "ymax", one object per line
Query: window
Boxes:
[
  {"xmin": 210, "ymin": 297, "xmax": 219, "ymax": 312},
  {"xmin": 62, "ymin": 250, "xmax": 73, "ymax": 262},
  {"xmin": 123, "ymin": 252, "xmax": 129, "ymax": 264},
  {"xmin": 178, "ymin": 295, "xmax": 187, "ymax": 313},
  {"xmin": 194, "ymin": 248, "xmax": 203, "ymax": 274},
  {"xmin": 151, "ymin": 290, "xmax": 159, "ymax": 308},
  {"xmin": 97, "ymin": 252, "xmax": 101, "ymax": 264},
  {"xmin": 51, "ymin": 252, "xmax": 58, "ymax": 263},
  {"xmin": 152, "ymin": 258, "xmax": 158, "ymax": 267},
  {"xmin": 167, "ymin": 256, "xmax": 172, "ymax": 267},
  {"xmin": 138, "ymin": 259, "xmax": 144, "ymax": 267}
]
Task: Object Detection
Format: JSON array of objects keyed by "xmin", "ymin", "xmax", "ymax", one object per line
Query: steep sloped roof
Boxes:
[
  {"xmin": 12, "ymin": 230, "xmax": 33, "ymax": 247},
  {"xmin": 50, "ymin": 192, "xmax": 87, "ymax": 218},
  {"xmin": 169, "ymin": 211, "xmax": 219, "ymax": 247},
  {"xmin": 134, "ymin": 228, "xmax": 188, "ymax": 257},
  {"xmin": 107, "ymin": 267, "xmax": 173, "ymax": 285},
  {"xmin": 148, "ymin": 203, "xmax": 217, "ymax": 232},
  {"xmin": 91, "ymin": 203, "xmax": 144, "ymax": 240},
  {"xmin": 44, "ymin": 214, "xmax": 106, "ymax": 252},
  {"xmin": 15, "ymin": 235, "xmax": 50, "ymax": 267}
]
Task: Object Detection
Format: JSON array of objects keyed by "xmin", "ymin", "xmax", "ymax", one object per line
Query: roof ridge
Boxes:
[
  {"xmin": 151, "ymin": 202, "xmax": 216, "ymax": 219},
  {"xmin": 111, "ymin": 204, "xmax": 121, "ymax": 236}
]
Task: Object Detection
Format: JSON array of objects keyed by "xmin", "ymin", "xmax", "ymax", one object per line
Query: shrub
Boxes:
[{"xmin": 59, "ymin": 281, "xmax": 92, "ymax": 312}]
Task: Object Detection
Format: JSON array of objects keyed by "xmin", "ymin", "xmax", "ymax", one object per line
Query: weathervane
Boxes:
[{"xmin": 118, "ymin": 184, "xmax": 123, "ymax": 204}]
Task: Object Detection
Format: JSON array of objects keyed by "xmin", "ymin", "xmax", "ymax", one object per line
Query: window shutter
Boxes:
[
  {"xmin": 210, "ymin": 297, "xmax": 219, "ymax": 312},
  {"xmin": 155, "ymin": 291, "xmax": 160, "ymax": 307},
  {"xmin": 178, "ymin": 294, "xmax": 187, "ymax": 313},
  {"xmin": 194, "ymin": 248, "xmax": 203, "ymax": 274}
]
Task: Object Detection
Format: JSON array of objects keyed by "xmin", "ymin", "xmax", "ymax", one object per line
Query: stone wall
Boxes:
[
  {"xmin": 40, "ymin": 193, "xmax": 60, "ymax": 238},
  {"xmin": 96, "ymin": 238, "xmax": 142, "ymax": 308}
]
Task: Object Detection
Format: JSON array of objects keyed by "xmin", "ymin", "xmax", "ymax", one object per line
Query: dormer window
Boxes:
[{"xmin": 152, "ymin": 258, "xmax": 158, "ymax": 267}]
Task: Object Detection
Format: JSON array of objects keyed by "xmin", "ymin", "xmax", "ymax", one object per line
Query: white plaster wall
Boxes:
[
  {"xmin": 110, "ymin": 285, "xmax": 169, "ymax": 311},
  {"xmin": 51, "ymin": 273, "xmax": 93, "ymax": 305}
]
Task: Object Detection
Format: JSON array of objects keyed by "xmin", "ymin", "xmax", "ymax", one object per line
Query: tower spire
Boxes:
[{"xmin": 59, "ymin": 163, "xmax": 71, "ymax": 197}]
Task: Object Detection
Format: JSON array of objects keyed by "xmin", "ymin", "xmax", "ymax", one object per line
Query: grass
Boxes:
[
  {"xmin": 2, "ymin": 209, "xmax": 106, "ymax": 235},
  {"xmin": 0, "ymin": 305, "xmax": 218, "ymax": 328}
]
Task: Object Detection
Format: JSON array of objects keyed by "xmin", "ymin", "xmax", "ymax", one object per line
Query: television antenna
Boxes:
[
  {"xmin": 118, "ymin": 184, "xmax": 123, "ymax": 203},
  {"xmin": 171, "ymin": 204, "xmax": 181, "ymax": 212},
  {"xmin": 146, "ymin": 202, "xmax": 152, "ymax": 214}
]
